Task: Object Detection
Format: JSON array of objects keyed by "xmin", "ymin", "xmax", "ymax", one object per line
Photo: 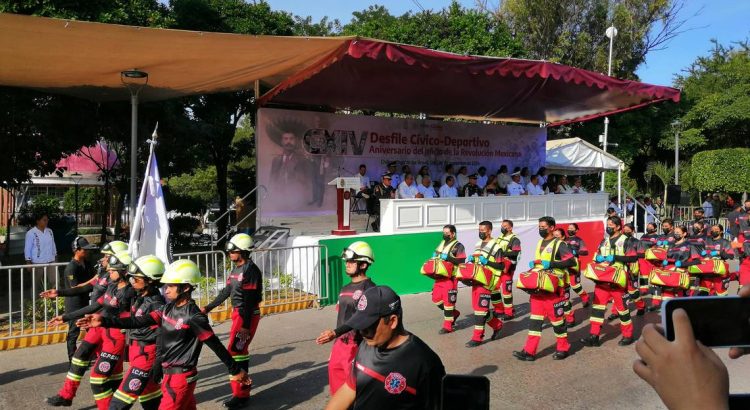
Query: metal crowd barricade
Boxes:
[
  {"xmin": 0, "ymin": 262, "xmax": 68, "ymax": 341},
  {"xmin": 250, "ymin": 245, "xmax": 329, "ymax": 308},
  {"xmin": 173, "ymin": 250, "xmax": 229, "ymax": 311}
]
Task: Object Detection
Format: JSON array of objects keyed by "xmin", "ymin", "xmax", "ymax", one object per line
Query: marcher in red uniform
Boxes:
[
  {"xmin": 580, "ymin": 216, "xmax": 636, "ymax": 347},
  {"xmin": 316, "ymin": 241, "xmax": 376, "ymax": 395},
  {"xmin": 652, "ymin": 226, "xmax": 702, "ymax": 312},
  {"xmin": 430, "ymin": 225, "xmax": 464, "ymax": 333},
  {"xmin": 46, "ymin": 251, "xmax": 135, "ymax": 409},
  {"xmin": 700, "ymin": 225, "xmax": 734, "ymax": 296},
  {"xmin": 109, "ymin": 255, "xmax": 166, "ymax": 410},
  {"xmin": 736, "ymin": 204, "xmax": 750, "ymax": 242},
  {"xmin": 202, "ymin": 234, "xmax": 262, "ymax": 409},
  {"xmin": 552, "ymin": 228, "xmax": 578, "ymax": 327},
  {"xmin": 648, "ymin": 219, "xmax": 677, "ymax": 311},
  {"xmin": 324, "ymin": 286, "xmax": 445, "ymax": 410},
  {"xmin": 732, "ymin": 237, "xmax": 750, "ymax": 287},
  {"xmin": 620, "ymin": 223, "xmax": 645, "ymax": 316},
  {"xmin": 494, "ymin": 219, "xmax": 522, "ymax": 320},
  {"xmin": 565, "ymin": 223, "xmax": 590, "ymax": 308},
  {"xmin": 78, "ymin": 259, "xmax": 251, "ymax": 410},
  {"xmin": 636, "ymin": 224, "xmax": 659, "ymax": 311},
  {"xmin": 513, "ymin": 216, "xmax": 574, "ymax": 361},
  {"xmin": 465, "ymin": 221, "xmax": 504, "ymax": 348}
]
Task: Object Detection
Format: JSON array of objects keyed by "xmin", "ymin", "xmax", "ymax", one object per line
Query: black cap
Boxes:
[
  {"xmin": 345, "ymin": 286, "xmax": 402, "ymax": 330},
  {"xmin": 381, "ymin": 172, "xmax": 392, "ymax": 179},
  {"xmin": 72, "ymin": 236, "xmax": 98, "ymax": 252},
  {"xmin": 468, "ymin": 173, "xmax": 478, "ymax": 179}
]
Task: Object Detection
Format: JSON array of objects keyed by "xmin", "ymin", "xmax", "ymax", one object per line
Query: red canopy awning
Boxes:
[{"xmin": 259, "ymin": 39, "xmax": 680, "ymax": 126}]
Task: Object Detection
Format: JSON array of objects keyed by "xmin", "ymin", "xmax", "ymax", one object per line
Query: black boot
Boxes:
[
  {"xmin": 512, "ymin": 350, "xmax": 536, "ymax": 361},
  {"xmin": 46, "ymin": 395, "xmax": 72, "ymax": 407},
  {"xmin": 223, "ymin": 396, "xmax": 250, "ymax": 409},
  {"xmin": 580, "ymin": 334, "xmax": 601, "ymax": 347},
  {"xmin": 465, "ymin": 340, "xmax": 482, "ymax": 348},
  {"xmin": 491, "ymin": 328, "xmax": 502, "ymax": 340},
  {"xmin": 552, "ymin": 350, "xmax": 569, "ymax": 360},
  {"xmin": 618, "ymin": 337, "xmax": 635, "ymax": 346}
]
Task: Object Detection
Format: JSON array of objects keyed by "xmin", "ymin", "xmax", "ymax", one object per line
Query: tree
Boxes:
[
  {"xmin": 644, "ymin": 161, "xmax": 674, "ymax": 205},
  {"xmin": 166, "ymin": 166, "xmax": 219, "ymax": 214},
  {"xmin": 63, "ymin": 187, "xmax": 100, "ymax": 213},
  {"xmin": 692, "ymin": 148, "xmax": 750, "ymax": 194}
]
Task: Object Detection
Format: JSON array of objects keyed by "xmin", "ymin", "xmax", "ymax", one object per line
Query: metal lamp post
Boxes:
[
  {"xmin": 71, "ymin": 172, "xmax": 83, "ymax": 236},
  {"xmin": 121, "ymin": 69, "xmax": 148, "ymax": 226},
  {"xmin": 600, "ymin": 26, "xmax": 618, "ymax": 192},
  {"xmin": 672, "ymin": 120, "xmax": 681, "ymax": 184}
]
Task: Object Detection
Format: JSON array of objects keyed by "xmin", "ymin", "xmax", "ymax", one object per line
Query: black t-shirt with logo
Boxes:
[
  {"xmin": 63, "ymin": 259, "xmax": 91, "ymax": 311},
  {"xmin": 204, "ymin": 261, "xmax": 263, "ymax": 324},
  {"xmin": 336, "ymin": 278, "xmax": 376, "ymax": 343},
  {"xmin": 347, "ymin": 333, "xmax": 445, "ymax": 410},
  {"xmin": 128, "ymin": 289, "xmax": 165, "ymax": 343}
]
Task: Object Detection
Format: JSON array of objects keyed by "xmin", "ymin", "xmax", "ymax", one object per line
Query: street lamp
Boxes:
[
  {"xmin": 672, "ymin": 119, "xmax": 681, "ymax": 184},
  {"xmin": 71, "ymin": 172, "xmax": 83, "ymax": 235},
  {"xmin": 121, "ymin": 69, "xmax": 148, "ymax": 226},
  {"xmin": 600, "ymin": 26, "xmax": 618, "ymax": 192}
]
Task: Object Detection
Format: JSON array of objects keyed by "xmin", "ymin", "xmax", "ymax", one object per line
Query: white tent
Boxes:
[{"xmin": 545, "ymin": 137, "xmax": 625, "ymax": 205}]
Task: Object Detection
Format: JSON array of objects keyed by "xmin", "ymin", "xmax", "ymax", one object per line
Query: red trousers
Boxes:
[
  {"xmin": 522, "ymin": 290, "xmax": 570, "ymax": 355},
  {"xmin": 589, "ymin": 284, "xmax": 633, "ymax": 338},
  {"xmin": 59, "ymin": 327, "xmax": 103, "ymax": 400},
  {"xmin": 638, "ymin": 259, "xmax": 654, "ymax": 307},
  {"xmin": 328, "ymin": 337, "xmax": 358, "ymax": 394},
  {"xmin": 471, "ymin": 286, "xmax": 502, "ymax": 342},
  {"xmin": 159, "ymin": 370, "xmax": 198, "ymax": 410},
  {"xmin": 228, "ymin": 308, "xmax": 260, "ymax": 399},
  {"xmin": 698, "ymin": 276, "xmax": 730, "ymax": 296},
  {"xmin": 740, "ymin": 259, "xmax": 750, "ymax": 286},
  {"xmin": 110, "ymin": 340, "xmax": 161, "ymax": 409},
  {"xmin": 497, "ymin": 272, "xmax": 515, "ymax": 316},
  {"xmin": 568, "ymin": 269, "xmax": 589, "ymax": 305},
  {"xmin": 432, "ymin": 277, "xmax": 458, "ymax": 331}
]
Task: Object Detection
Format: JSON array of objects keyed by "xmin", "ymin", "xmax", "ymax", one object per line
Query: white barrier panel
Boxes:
[{"xmin": 378, "ymin": 193, "xmax": 609, "ymax": 234}]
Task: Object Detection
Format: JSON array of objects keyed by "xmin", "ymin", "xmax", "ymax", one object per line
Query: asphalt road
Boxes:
[{"xmin": 1, "ymin": 282, "xmax": 749, "ymax": 410}]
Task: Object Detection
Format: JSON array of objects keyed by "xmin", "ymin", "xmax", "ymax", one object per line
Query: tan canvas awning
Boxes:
[{"xmin": 0, "ymin": 13, "xmax": 351, "ymax": 101}]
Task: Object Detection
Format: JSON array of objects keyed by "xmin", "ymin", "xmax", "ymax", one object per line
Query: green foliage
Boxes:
[
  {"xmin": 23, "ymin": 297, "xmax": 65, "ymax": 326},
  {"xmin": 18, "ymin": 194, "xmax": 62, "ymax": 226},
  {"xmin": 691, "ymin": 148, "xmax": 750, "ymax": 193},
  {"xmin": 62, "ymin": 187, "xmax": 101, "ymax": 212},
  {"xmin": 168, "ymin": 166, "xmax": 219, "ymax": 206},
  {"xmin": 343, "ymin": 2, "xmax": 524, "ymax": 58}
]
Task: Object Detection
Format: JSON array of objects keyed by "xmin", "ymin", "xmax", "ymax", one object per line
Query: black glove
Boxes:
[{"xmin": 151, "ymin": 365, "xmax": 163, "ymax": 385}]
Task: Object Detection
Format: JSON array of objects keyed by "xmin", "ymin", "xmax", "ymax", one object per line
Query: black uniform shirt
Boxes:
[
  {"xmin": 62, "ymin": 282, "xmax": 134, "ymax": 322},
  {"xmin": 638, "ymin": 233, "xmax": 659, "ymax": 256},
  {"xmin": 205, "ymin": 261, "xmax": 263, "ymax": 324},
  {"xmin": 128, "ymin": 289, "xmax": 166, "ymax": 343},
  {"xmin": 566, "ymin": 235, "xmax": 589, "ymax": 256},
  {"xmin": 88, "ymin": 267, "xmax": 110, "ymax": 304},
  {"xmin": 666, "ymin": 241, "xmax": 701, "ymax": 266},
  {"xmin": 63, "ymin": 259, "xmax": 90, "ymax": 311},
  {"xmin": 704, "ymin": 237, "xmax": 734, "ymax": 260},
  {"xmin": 348, "ymin": 333, "xmax": 445, "ymax": 410},
  {"xmin": 336, "ymin": 278, "xmax": 376, "ymax": 343}
]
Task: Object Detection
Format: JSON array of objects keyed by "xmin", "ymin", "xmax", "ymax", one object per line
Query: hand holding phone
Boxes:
[{"xmin": 662, "ymin": 297, "xmax": 750, "ymax": 347}]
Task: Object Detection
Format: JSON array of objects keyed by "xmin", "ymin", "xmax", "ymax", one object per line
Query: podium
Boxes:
[{"xmin": 328, "ymin": 177, "xmax": 361, "ymax": 235}]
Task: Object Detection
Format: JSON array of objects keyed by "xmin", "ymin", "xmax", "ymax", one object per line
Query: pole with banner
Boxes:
[
  {"xmin": 129, "ymin": 123, "xmax": 171, "ymax": 262},
  {"xmin": 328, "ymin": 177, "xmax": 360, "ymax": 235}
]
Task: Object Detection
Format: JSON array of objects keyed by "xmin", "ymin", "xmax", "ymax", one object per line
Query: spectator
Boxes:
[
  {"xmin": 727, "ymin": 204, "xmax": 743, "ymax": 238},
  {"xmin": 545, "ymin": 176, "xmax": 558, "ymax": 195},
  {"xmin": 355, "ymin": 164, "xmax": 371, "ymax": 197},
  {"xmin": 387, "ymin": 162, "xmax": 401, "ymax": 188},
  {"xmin": 525, "ymin": 175, "xmax": 544, "ymax": 195},
  {"xmin": 520, "ymin": 167, "xmax": 530, "ymax": 186},
  {"xmin": 558, "ymin": 175, "xmax": 573, "ymax": 194},
  {"xmin": 702, "ymin": 195, "xmax": 714, "ymax": 218},
  {"xmin": 483, "ymin": 175, "xmax": 500, "ymax": 196},
  {"xmin": 417, "ymin": 175, "xmax": 437, "ymax": 198},
  {"xmin": 609, "ymin": 197, "xmax": 622, "ymax": 216},
  {"xmin": 571, "ymin": 177, "xmax": 586, "ymax": 194},
  {"xmin": 461, "ymin": 174, "xmax": 482, "ymax": 197},
  {"xmin": 457, "ymin": 166, "xmax": 469, "ymax": 189},
  {"xmin": 644, "ymin": 197, "xmax": 657, "ymax": 224},
  {"xmin": 397, "ymin": 174, "xmax": 422, "ymax": 199},
  {"xmin": 653, "ymin": 197, "xmax": 665, "ymax": 221},
  {"xmin": 536, "ymin": 167, "xmax": 548, "ymax": 188},
  {"xmin": 25, "ymin": 212, "xmax": 57, "ymax": 267},
  {"xmin": 369, "ymin": 173, "xmax": 396, "ymax": 231},
  {"xmin": 234, "ymin": 197, "xmax": 252, "ymax": 235},
  {"xmin": 507, "ymin": 171, "xmax": 526, "ymax": 196},
  {"xmin": 415, "ymin": 165, "xmax": 430, "ymax": 186},
  {"xmin": 606, "ymin": 207, "xmax": 618, "ymax": 218},
  {"xmin": 476, "ymin": 167, "xmax": 488, "ymax": 189},
  {"xmin": 400, "ymin": 165, "xmax": 412, "ymax": 187},
  {"xmin": 440, "ymin": 164, "xmax": 455, "ymax": 186},
  {"xmin": 497, "ymin": 165, "xmax": 511, "ymax": 194},
  {"xmin": 439, "ymin": 176, "xmax": 458, "ymax": 198}
]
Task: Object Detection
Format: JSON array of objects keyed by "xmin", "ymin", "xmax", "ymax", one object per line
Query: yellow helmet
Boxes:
[
  {"xmin": 108, "ymin": 251, "xmax": 133, "ymax": 271},
  {"xmin": 101, "ymin": 240, "xmax": 128, "ymax": 256},
  {"xmin": 128, "ymin": 255, "xmax": 166, "ymax": 281},
  {"xmin": 226, "ymin": 233, "xmax": 253, "ymax": 252},
  {"xmin": 341, "ymin": 241, "xmax": 374, "ymax": 264},
  {"xmin": 161, "ymin": 259, "xmax": 201, "ymax": 286}
]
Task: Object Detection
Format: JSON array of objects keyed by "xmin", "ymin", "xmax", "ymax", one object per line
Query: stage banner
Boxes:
[{"xmin": 257, "ymin": 108, "xmax": 546, "ymax": 217}]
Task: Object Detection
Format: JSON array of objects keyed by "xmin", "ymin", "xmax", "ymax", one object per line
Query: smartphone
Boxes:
[
  {"xmin": 662, "ymin": 296, "xmax": 750, "ymax": 347},
  {"xmin": 441, "ymin": 374, "xmax": 490, "ymax": 410}
]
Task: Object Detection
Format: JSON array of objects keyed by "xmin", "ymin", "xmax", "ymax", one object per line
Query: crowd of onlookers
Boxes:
[{"xmin": 355, "ymin": 162, "xmax": 591, "ymax": 200}]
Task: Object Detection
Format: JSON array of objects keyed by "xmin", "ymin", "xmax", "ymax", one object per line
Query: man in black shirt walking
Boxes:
[
  {"xmin": 62, "ymin": 236, "xmax": 98, "ymax": 360},
  {"xmin": 325, "ymin": 286, "xmax": 445, "ymax": 410}
]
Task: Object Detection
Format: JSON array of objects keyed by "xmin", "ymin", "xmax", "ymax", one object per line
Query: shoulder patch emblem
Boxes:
[
  {"xmin": 356, "ymin": 295, "xmax": 367, "ymax": 311},
  {"xmin": 384, "ymin": 372, "xmax": 407, "ymax": 394}
]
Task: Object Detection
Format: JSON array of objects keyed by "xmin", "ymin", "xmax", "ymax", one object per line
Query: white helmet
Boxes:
[{"xmin": 341, "ymin": 241, "xmax": 374, "ymax": 264}]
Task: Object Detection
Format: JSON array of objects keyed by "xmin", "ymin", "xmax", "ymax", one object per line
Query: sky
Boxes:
[{"xmin": 264, "ymin": 0, "xmax": 750, "ymax": 87}]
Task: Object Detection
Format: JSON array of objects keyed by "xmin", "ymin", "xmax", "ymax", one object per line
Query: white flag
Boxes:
[{"xmin": 129, "ymin": 140, "xmax": 171, "ymax": 263}]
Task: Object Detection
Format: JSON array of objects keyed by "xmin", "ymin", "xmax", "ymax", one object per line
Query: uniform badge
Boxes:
[
  {"xmin": 109, "ymin": 296, "xmax": 118, "ymax": 307},
  {"xmin": 352, "ymin": 290, "xmax": 363, "ymax": 301},
  {"xmin": 135, "ymin": 309, "xmax": 143, "ymax": 317},
  {"xmin": 357, "ymin": 295, "xmax": 368, "ymax": 311},
  {"xmin": 384, "ymin": 372, "xmax": 407, "ymax": 394},
  {"xmin": 128, "ymin": 379, "xmax": 142, "ymax": 391},
  {"xmin": 480, "ymin": 298, "xmax": 489, "ymax": 307},
  {"xmin": 175, "ymin": 318, "xmax": 184, "ymax": 330},
  {"xmin": 98, "ymin": 361, "xmax": 111, "ymax": 373},
  {"xmin": 67, "ymin": 275, "xmax": 74, "ymax": 281}
]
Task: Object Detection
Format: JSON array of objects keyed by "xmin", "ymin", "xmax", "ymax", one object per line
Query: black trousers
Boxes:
[{"xmin": 66, "ymin": 323, "xmax": 80, "ymax": 360}]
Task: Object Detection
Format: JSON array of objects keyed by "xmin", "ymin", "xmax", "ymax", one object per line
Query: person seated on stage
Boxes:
[
  {"xmin": 520, "ymin": 166, "xmax": 531, "ymax": 186},
  {"xmin": 545, "ymin": 176, "xmax": 559, "ymax": 195},
  {"xmin": 400, "ymin": 165, "xmax": 412, "ymax": 187},
  {"xmin": 461, "ymin": 174, "xmax": 483, "ymax": 197},
  {"xmin": 484, "ymin": 175, "xmax": 501, "ymax": 196},
  {"xmin": 439, "ymin": 176, "xmax": 458, "ymax": 198},
  {"xmin": 507, "ymin": 171, "xmax": 526, "ymax": 196},
  {"xmin": 369, "ymin": 173, "xmax": 396, "ymax": 232},
  {"xmin": 398, "ymin": 173, "xmax": 422, "ymax": 199},
  {"xmin": 557, "ymin": 175, "xmax": 573, "ymax": 194},
  {"xmin": 441, "ymin": 163, "xmax": 455, "ymax": 186},
  {"xmin": 476, "ymin": 167, "xmax": 489, "ymax": 189},
  {"xmin": 497, "ymin": 165, "xmax": 511, "ymax": 194},
  {"xmin": 457, "ymin": 166, "xmax": 470, "ymax": 189},
  {"xmin": 417, "ymin": 175, "xmax": 437, "ymax": 198},
  {"xmin": 572, "ymin": 177, "xmax": 586, "ymax": 194},
  {"xmin": 415, "ymin": 165, "xmax": 430, "ymax": 186},
  {"xmin": 387, "ymin": 162, "xmax": 401, "ymax": 188},
  {"xmin": 536, "ymin": 167, "xmax": 548, "ymax": 188},
  {"xmin": 355, "ymin": 164, "xmax": 370, "ymax": 198},
  {"xmin": 525, "ymin": 175, "xmax": 545, "ymax": 195}
]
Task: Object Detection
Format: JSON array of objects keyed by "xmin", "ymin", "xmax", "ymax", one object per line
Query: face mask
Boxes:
[
  {"xmin": 647, "ymin": 228, "xmax": 656, "ymax": 234},
  {"xmin": 693, "ymin": 227, "xmax": 701, "ymax": 234},
  {"xmin": 479, "ymin": 232, "xmax": 487, "ymax": 240},
  {"xmin": 663, "ymin": 228, "xmax": 671, "ymax": 234},
  {"xmin": 624, "ymin": 232, "xmax": 633, "ymax": 237},
  {"xmin": 442, "ymin": 234, "xmax": 451, "ymax": 242},
  {"xmin": 500, "ymin": 227, "xmax": 508, "ymax": 235},
  {"xmin": 606, "ymin": 227, "xmax": 615, "ymax": 235},
  {"xmin": 567, "ymin": 230, "xmax": 576, "ymax": 236},
  {"xmin": 711, "ymin": 231, "xmax": 721, "ymax": 238},
  {"xmin": 674, "ymin": 234, "xmax": 683, "ymax": 241},
  {"xmin": 538, "ymin": 229, "xmax": 548, "ymax": 238}
]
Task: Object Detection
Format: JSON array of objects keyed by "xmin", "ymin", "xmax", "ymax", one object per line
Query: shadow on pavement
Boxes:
[
  {"xmin": 0, "ymin": 361, "xmax": 69, "ymax": 386},
  {"xmin": 469, "ymin": 365, "xmax": 498, "ymax": 376},
  {"xmin": 245, "ymin": 362, "xmax": 329, "ymax": 409}
]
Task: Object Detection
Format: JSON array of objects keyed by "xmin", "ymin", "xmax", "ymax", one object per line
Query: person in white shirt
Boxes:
[
  {"xmin": 440, "ymin": 164, "xmax": 455, "ymax": 187},
  {"xmin": 520, "ymin": 167, "xmax": 530, "ymax": 187},
  {"xmin": 439, "ymin": 176, "xmax": 458, "ymax": 198},
  {"xmin": 609, "ymin": 197, "xmax": 622, "ymax": 216},
  {"xmin": 497, "ymin": 165, "xmax": 511, "ymax": 193},
  {"xmin": 476, "ymin": 167, "xmax": 488, "ymax": 189},
  {"xmin": 558, "ymin": 175, "xmax": 573, "ymax": 194},
  {"xmin": 525, "ymin": 175, "xmax": 545, "ymax": 195},
  {"xmin": 456, "ymin": 166, "xmax": 469, "ymax": 189},
  {"xmin": 415, "ymin": 165, "xmax": 430, "ymax": 186},
  {"xmin": 25, "ymin": 213, "xmax": 57, "ymax": 265},
  {"xmin": 644, "ymin": 197, "xmax": 657, "ymax": 224},
  {"xmin": 397, "ymin": 174, "xmax": 422, "ymax": 199},
  {"xmin": 536, "ymin": 167, "xmax": 548, "ymax": 188},
  {"xmin": 507, "ymin": 172, "xmax": 526, "ymax": 196},
  {"xmin": 571, "ymin": 177, "xmax": 586, "ymax": 194},
  {"xmin": 417, "ymin": 175, "xmax": 437, "ymax": 198},
  {"xmin": 702, "ymin": 196, "xmax": 714, "ymax": 218},
  {"xmin": 355, "ymin": 164, "xmax": 370, "ymax": 196},
  {"xmin": 400, "ymin": 164, "xmax": 412, "ymax": 187},
  {"xmin": 387, "ymin": 162, "xmax": 401, "ymax": 188}
]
